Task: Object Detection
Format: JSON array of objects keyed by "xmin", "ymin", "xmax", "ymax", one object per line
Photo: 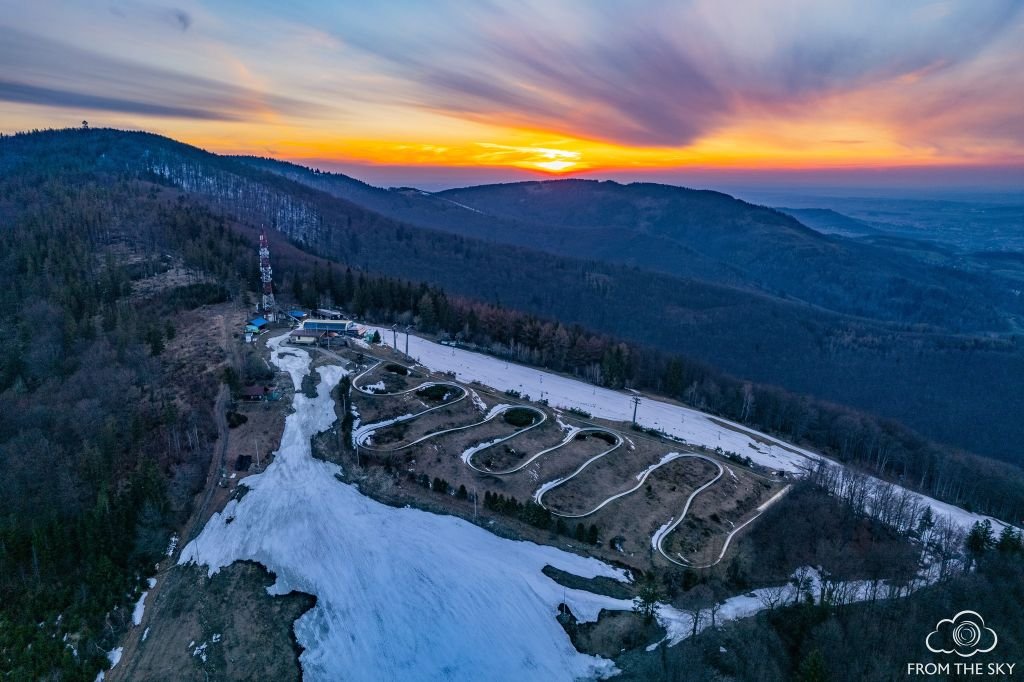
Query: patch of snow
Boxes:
[
  {"xmin": 648, "ymin": 566, "xmax": 932, "ymax": 651},
  {"xmin": 165, "ymin": 533, "xmax": 179, "ymax": 557},
  {"xmin": 352, "ymin": 411, "xmax": 415, "ymax": 445},
  {"xmin": 651, "ymin": 519, "xmax": 675, "ymax": 554},
  {"xmin": 469, "ymin": 388, "xmax": 488, "ymax": 413},
  {"xmin": 460, "ymin": 434, "xmax": 512, "ymax": 464},
  {"xmin": 180, "ymin": 332, "xmax": 628, "ymax": 681},
  {"xmin": 132, "ymin": 590, "xmax": 149, "ymax": 626},
  {"xmin": 142, "ymin": 627, "xmax": 150, "ymax": 642}
]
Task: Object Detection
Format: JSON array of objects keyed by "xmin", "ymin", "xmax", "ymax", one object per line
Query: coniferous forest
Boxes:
[{"xmin": 1, "ymin": 128, "xmax": 1022, "ymax": 679}]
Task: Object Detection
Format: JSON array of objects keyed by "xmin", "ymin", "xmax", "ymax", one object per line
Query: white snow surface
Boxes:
[
  {"xmin": 469, "ymin": 387, "xmax": 488, "ymax": 412},
  {"xmin": 460, "ymin": 434, "xmax": 513, "ymax": 464},
  {"xmin": 379, "ymin": 329, "xmax": 1009, "ymax": 533},
  {"xmin": 373, "ymin": 330, "xmax": 820, "ymax": 470},
  {"xmin": 131, "ymin": 590, "xmax": 149, "ymax": 626},
  {"xmin": 165, "ymin": 533, "xmax": 178, "ymax": 557},
  {"xmin": 180, "ymin": 333, "xmax": 631, "ymax": 681}
]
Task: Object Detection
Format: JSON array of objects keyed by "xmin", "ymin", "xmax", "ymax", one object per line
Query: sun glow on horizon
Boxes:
[
  {"xmin": 474, "ymin": 143, "xmax": 584, "ymax": 173},
  {"xmin": 5, "ymin": 2, "xmax": 1019, "ymax": 186}
]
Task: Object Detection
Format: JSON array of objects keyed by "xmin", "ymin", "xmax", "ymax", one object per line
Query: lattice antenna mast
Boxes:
[{"xmin": 259, "ymin": 228, "xmax": 276, "ymax": 315}]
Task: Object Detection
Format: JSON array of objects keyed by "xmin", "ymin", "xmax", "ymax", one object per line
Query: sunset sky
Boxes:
[{"xmin": 1, "ymin": 1, "xmax": 1022, "ymax": 190}]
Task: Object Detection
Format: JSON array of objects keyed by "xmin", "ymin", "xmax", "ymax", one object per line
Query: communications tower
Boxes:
[{"xmin": 259, "ymin": 228, "xmax": 276, "ymax": 319}]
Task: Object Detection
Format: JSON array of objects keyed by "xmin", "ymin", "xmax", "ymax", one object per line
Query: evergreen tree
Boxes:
[
  {"xmin": 996, "ymin": 525, "xmax": 1022, "ymax": 554},
  {"xmin": 796, "ymin": 650, "xmax": 829, "ymax": 682},
  {"xmin": 632, "ymin": 573, "xmax": 662, "ymax": 624},
  {"xmin": 965, "ymin": 520, "xmax": 994, "ymax": 567}
]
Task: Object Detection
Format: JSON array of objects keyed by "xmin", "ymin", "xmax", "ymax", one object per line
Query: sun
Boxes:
[
  {"xmin": 533, "ymin": 158, "xmax": 578, "ymax": 172},
  {"xmin": 473, "ymin": 142, "xmax": 583, "ymax": 173}
]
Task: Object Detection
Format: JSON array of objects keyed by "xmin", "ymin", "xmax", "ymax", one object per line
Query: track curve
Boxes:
[
  {"xmin": 649, "ymin": 456, "xmax": 727, "ymax": 567},
  {"xmin": 357, "ymin": 403, "xmax": 547, "ymax": 453},
  {"xmin": 674, "ymin": 483, "xmax": 792, "ymax": 569},
  {"xmin": 349, "ymin": 357, "xmax": 762, "ymax": 568},
  {"xmin": 538, "ymin": 452, "xmax": 723, "ymax": 522},
  {"xmin": 464, "ymin": 427, "xmax": 622, "ymax": 476}
]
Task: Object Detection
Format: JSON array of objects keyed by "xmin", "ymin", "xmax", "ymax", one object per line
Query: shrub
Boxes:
[
  {"xmin": 226, "ymin": 411, "xmax": 248, "ymax": 428},
  {"xmin": 503, "ymin": 407, "xmax": 538, "ymax": 428},
  {"xmin": 416, "ymin": 384, "xmax": 452, "ymax": 402}
]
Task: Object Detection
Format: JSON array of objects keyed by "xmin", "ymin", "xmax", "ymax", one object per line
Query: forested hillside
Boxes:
[
  {"xmin": 3, "ymin": 128, "xmax": 1024, "ymax": 484},
  {"xmin": 237, "ymin": 154, "xmax": 1024, "ymax": 462},
  {"xmin": 0, "ymin": 180, "xmax": 230, "ymax": 677},
  {"xmin": 2, "ymin": 128, "xmax": 1023, "ymax": 678},
  {"xmin": 5, "ymin": 129, "xmax": 1024, "ymax": 466},
  {"xmin": 243, "ymin": 158, "xmax": 1022, "ymax": 332},
  {"xmin": 7, "ymin": 128, "xmax": 1022, "ymax": 517}
]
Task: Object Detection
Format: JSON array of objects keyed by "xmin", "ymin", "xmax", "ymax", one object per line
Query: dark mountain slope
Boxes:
[
  {"xmin": 4, "ymin": 128, "xmax": 1024, "ymax": 464},
  {"xmin": 775, "ymin": 207, "xmax": 881, "ymax": 237},
  {"xmin": 436, "ymin": 180, "xmax": 1020, "ymax": 332},
  {"xmin": 235, "ymin": 155, "xmax": 546, "ymax": 248},
  {"xmin": 242, "ymin": 157, "xmax": 1019, "ymax": 332}
]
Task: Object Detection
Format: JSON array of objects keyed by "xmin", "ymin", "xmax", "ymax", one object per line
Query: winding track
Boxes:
[
  {"xmin": 349, "ymin": 355, "xmax": 773, "ymax": 567},
  {"xmin": 463, "ymin": 427, "xmax": 622, "ymax": 475},
  {"xmin": 358, "ymin": 403, "xmax": 547, "ymax": 453},
  {"xmin": 673, "ymin": 483, "xmax": 793, "ymax": 569},
  {"xmin": 536, "ymin": 452, "xmax": 722, "ymax": 522},
  {"xmin": 352, "ymin": 359, "xmax": 552, "ymax": 453}
]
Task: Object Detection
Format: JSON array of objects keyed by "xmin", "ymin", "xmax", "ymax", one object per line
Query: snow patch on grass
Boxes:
[
  {"xmin": 469, "ymin": 388, "xmax": 488, "ymax": 413},
  {"xmin": 180, "ymin": 332, "xmax": 630, "ymax": 681},
  {"xmin": 131, "ymin": 590, "xmax": 149, "ymax": 626}
]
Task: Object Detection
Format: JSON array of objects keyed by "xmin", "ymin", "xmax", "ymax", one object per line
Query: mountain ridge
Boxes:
[
  {"xmin": 242, "ymin": 155, "xmax": 1020, "ymax": 332},
  {"xmin": 4, "ymin": 127, "xmax": 1024, "ymax": 465}
]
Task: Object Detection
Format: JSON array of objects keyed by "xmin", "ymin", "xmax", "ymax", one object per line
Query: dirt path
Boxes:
[
  {"xmin": 110, "ymin": 304, "xmax": 236, "ymax": 682},
  {"xmin": 109, "ymin": 382, "xmax": 230, "ymax": 681}
]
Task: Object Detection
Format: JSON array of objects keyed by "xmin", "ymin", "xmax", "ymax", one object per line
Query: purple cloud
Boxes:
[
  {"xmin": 328, "ymin": 0, "xmax": 1023, "ymax": 147},
  {"xmin": 0, "ymin": 26, "xmax": 322, "ymax": 121}
]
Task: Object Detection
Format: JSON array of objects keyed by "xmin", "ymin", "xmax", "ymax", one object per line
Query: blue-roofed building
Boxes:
[
  {"xmin": 303, "ymin": 318, "xmax": 359, "ymax": 335},
  {"xmin": 288, "ymin": 309, "xmax": 308, "ymax": 320},
  {"xmin": 250, "ymin": 317, "xmax": 269, "ymax": 329}
]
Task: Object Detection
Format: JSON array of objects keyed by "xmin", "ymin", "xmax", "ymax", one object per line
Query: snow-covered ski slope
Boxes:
[
  {"xmin": 372, "ymin": 331, "xmax": 819, "ymax": 472},
  {"xmin": 181, "ymin": 334, "xmax": 631, "ymax": 681},
  {"xmin": 373, "ymin": 329, "xmax": 1009, "ymax": 534}
]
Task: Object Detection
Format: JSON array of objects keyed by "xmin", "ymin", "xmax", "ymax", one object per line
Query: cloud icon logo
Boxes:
[{"xmin": 926, "ymin": 611, "xmax": 998, "ymax": 657}]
